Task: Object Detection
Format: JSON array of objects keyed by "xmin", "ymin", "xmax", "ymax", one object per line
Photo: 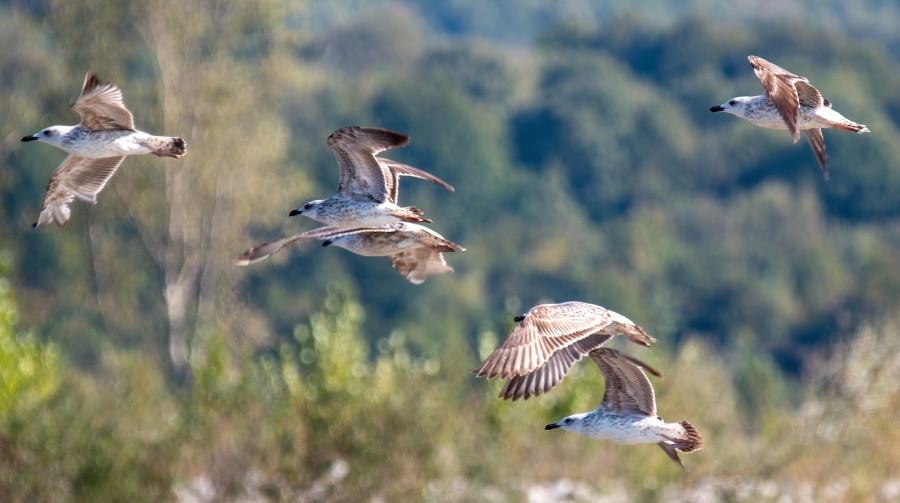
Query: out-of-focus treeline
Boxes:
[{"xmin": 1, "ymin": 0, "xmax": 900, "ymax": 500}]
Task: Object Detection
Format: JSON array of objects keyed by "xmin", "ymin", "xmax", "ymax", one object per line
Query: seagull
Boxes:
[
  {"xmin": 289, "ymin": 126, "xmax": 453, "ymax": 228},
  {"xmin": 472, "ymin": 301, "xmax": 656, "ymax": 401},
  {"xmin": 20, "ymin": 72, "xmax": 186, "ymax": 227},
  {"xmin": 545, "ymin": 348, "xmax": 703, "ymax": 472},
  {"xmin": 235, "ymin": 222, "xmax": 465, "ymax": 284},
  {"xmin": 710, "ymin": 55, "xmax": 870, "ymax": 180}
]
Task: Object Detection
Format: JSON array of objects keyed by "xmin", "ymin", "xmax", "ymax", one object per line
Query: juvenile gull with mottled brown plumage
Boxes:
[
  {"xmin": 20, "ymin": 71, "xmax": 186, "ymax": 227},
  {"xmin": 235, "ymin": 222, "xmax": 464, "ymax": 284},
  {"xmin": 289, "ymin": 126, "xmax": 454, "ymax": 228},
  {"xmin": 710, "ymin": 55, "xmax": 870, "ymax": 180},
  {"xmin": 545, "ymin": 348, "xmax": 703, "ymax": 473},
  {"xmin": 473, "ymin": 301, "xmax": 656, "ymax": 400}
]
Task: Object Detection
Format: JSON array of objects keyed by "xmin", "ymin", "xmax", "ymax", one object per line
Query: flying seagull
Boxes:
[
  {"xmin": 235, "ymin": 222, "xmax": 465, "ymax": 284},
  {"xmin": 21, "ymin": 71, "xmax": 186, "ymax": 227},
  {"xmin": 289, "ymin": 126, "xmax": 453, "ymax": 227},
  {"xmin": 710, "ymin": 55, "xmax": 870, "ymax": 180},
  {"xmin": 473, "ymin": 301, "xmax": 656, "ymax": 400},
  {"xmin": 545, "ymin": 348, "xmax": 703, "ymax": 472}
]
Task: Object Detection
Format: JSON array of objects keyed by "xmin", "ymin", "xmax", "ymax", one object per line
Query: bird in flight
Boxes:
[
  {"xmin": 473, "ymin": 301, "xmax": 655, "ymax": 401},
  {"xmin": 21, "ymin": 72, "xmax": 186, "ymax": 227},
  {"xmin": 544, "ymin": 348, "xmax": 703, "ymax": 472},
  {"xmin": 235, "ymin": 222, "xmax": 464, "ymax": 284},
  {"xmin": 710, "ymin": 55, "xmax": 869, "ymax": 180},
  {"xmin": 289, "ymin": 126, "xmax": 453, "ymax": 227}
]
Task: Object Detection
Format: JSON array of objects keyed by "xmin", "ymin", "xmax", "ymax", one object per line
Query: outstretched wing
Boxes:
[
  {"xmin": 328, "ymin": 127, "xmax": 409, "ymax": 202},
  {"xmin": 378, "ymin": 158, "xmax": 455, "ymax": 204},
  {"xmin": 473, "ymin": 302, "xmax": 616, "ymax": 381},
  {"xmin": 34, "ymin": 155, "xmax": 125, "ymax": 228},
  {"xmin": 497, "ymin": 332, "xmax": 615, "ymax": 401},
  {"xmin": 590, "ymin": 348, "xmax": 661, "ymax": 416},
  {"xmin": 71, "ymin": 72, "xmax": 135, "ymax": 131},
  {"xmin": 234, "ymin": 225, "xmax": 401, "ymax": 265},
  {"xmin": 388, "ymin": 248, "xmax": 454, "ymax": 284},
  {"xmin": 803, "ymin": 128, "xmax": 828, "ymax": 180},
  {"xmin": 748, "ymin": 55, "xmax": 817, "ymax": 143}
]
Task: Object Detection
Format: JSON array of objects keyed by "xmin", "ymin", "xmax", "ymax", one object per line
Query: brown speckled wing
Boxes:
[
  {"xmin": 590, "ymin": 348, "xmax": 661, "ymax": 417},
  {"xmin": 388, "ymin": 248, "xmax": 453, "ymax": 284},
  {"xmin": 803, "ymin": 128, "xmax": 828, "ymax": 180},
  {"xmin": 748, "ymin": 55, "xmax": 809, "ymax": 142},
  {"xmin": 71, "ymin": 72, "xmax": 135, "ymax": 131},
  {"xmin": 473, "ymin": 302, "xmax": 616, "ymax": 381},
  {"xmin": 378, "ymin": 158, "xmax": 455, "ymax": 204},
  {"xmin": 35, "ymin": 155, "xmax": 125, "ymax": 228},
  {"xmin": 234, "ymin": 224, "xmax": 401, "ymax": 265},
  {"xmin": 327, "ymin": 127, "xmax": 409, "ymax": 202},
  {"xmin": 497, "ymin": 332, "xmax": 615, "ymax": 401}
]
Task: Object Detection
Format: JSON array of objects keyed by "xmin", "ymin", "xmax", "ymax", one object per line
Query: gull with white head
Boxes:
[
  {"xmin": 710, "ymin": 55, "xmax": 870, "ymax": 180},
  {"xmin": 473, "ymin": 301, "xmax": 656, "ymax": 400},
  {"xmin": 235, "ymin": 222, "xmax": 464, "ymax": 284},
  {"xmin": 544, "ymin": 348, "xmax": 703, "ymax": 472},
  {"xmin": 289, "ymin": 126, "xmax": 453, "ymax": 227},
  {"xmin": 21, "ymin": 72, "xmax": 186, "ymax": 227}
]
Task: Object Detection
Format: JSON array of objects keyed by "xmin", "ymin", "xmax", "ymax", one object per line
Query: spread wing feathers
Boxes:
[
  {"xmin": 389, "ymin": 248, "xmax": 453, "ymax": 284},
  {"xmin": 803, "ymin": 128, "xmax": 828, "ymax": 180},
  {"xmin": 328, "ymin": 127, "xmax": 410, "ymax": 202},
  {"xmin": 590, "ymin": 348, "xmax": 662, "ymax": 417},
  {"xmin": 379, "ymin": 158, "xmax": 455, "ymax": 204},
  {"xmin": 35, "ymin": 155, "xmax": 125, "ymax": 228},
  {"xmin": 234, "ymin": 235, "xmax": 306, "ymax": 265},
  {"xmin": 795, "ymin": 81, "xmax": 824, "ymax": 108},
  {"xmin": 299, "ymin": 224, "xmax": 402, "ymax": 240},
  {"xmin": 234, "ymin": 225, "xmax": 401, "ymax": 265},
  {"xmin": 71, "ymin": 72, "xmax": 135, "ymax": 131},
  {"xmin": 497, "ymin": 333, "xmax": 614, "ymax": 401},
  {"xmin": 473, "ymin": 302, "xmax": 617, "ymax": 380},
  {"xmin": 656, "ymin": 442, "xmax": 686, "ymax": 474},
  {"xmin": 748, "ymin": 55, "xmax": 814, "ymax": 143}
]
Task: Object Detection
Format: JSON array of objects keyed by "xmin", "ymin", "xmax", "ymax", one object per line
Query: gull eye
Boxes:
[
  {"xmin": 729, "ymin": 100, "xmax": 736, "ymax": 106},
  {"xmin": 565, "ymin": 418, "xmax": 571, "ymax": 423},
  {"xmin": 304, "ymin": 203, "xmax": 313, "ymax": 210}
]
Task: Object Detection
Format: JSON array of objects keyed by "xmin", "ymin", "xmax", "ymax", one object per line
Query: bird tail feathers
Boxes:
[
  {"xmin": 144, "ymin": 136, "xmax": 187, "ymax": 158},
  {"xmin": 393, "ymin": 206, "xmax": 432, "ymax": 224},
  {"xmin": 656, "ymin": 420, "xmax": 703, "ymax": 456},
  {"xmin": 831, "ymin": 121, "xmax": 870, "ymax": 134}
]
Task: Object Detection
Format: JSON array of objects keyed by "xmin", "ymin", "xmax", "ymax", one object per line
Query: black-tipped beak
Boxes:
[
  {"xmin": 545, "ymin": 423, "xmax": 560, "ymax": 430},
  {"xmin": 709, "ymin": 106, "xmax": 725, "ymax": 113},
  {"xmin": 21, "ymin": 135, "xmax": 38, "ymax": 142},
  {"xmin": 322, "ymin": 240, "xmax": 333, "ymax": 247},
  {"xmin": 289, "ymin": 209, "xmax": 302, "ymax": 217},
  {"xmin": 513, "ymin": 315, "xmax": 525, "ymax": 322}
]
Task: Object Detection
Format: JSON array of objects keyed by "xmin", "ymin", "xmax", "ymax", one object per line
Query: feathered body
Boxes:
[
  {"xmin": 235, "ymin": 222, "xmax": 464, "ymax": 284},
  {"xmin": 545, "ymin": 349, "xmax": 703, "ymax": 471},
  {"xmin": 290, "ymin": 127, "xmax": 453, "ymax": 228},
  {"xmin": 21, "ymin": 72, "xmax": 186, "ymax": 227},
  {"xmin": 710, "ymin": 55, "xmax": 869, "ymax": 180}
]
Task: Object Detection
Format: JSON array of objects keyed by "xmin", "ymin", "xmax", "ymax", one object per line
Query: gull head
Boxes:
[
  {"xmin": 545, "ymin": 412, "xmax": 590, "ymax": 433},
  {"xmin": 22, "ymin": 126, "xmax": 72, "ymax": 146},
  {"xmin": 710, "ymin": 97, "xmax": 754, "ymax": 118},
  {"xmin": 289, "ymin": 199, "xmax": 325, "ymax": 220}
]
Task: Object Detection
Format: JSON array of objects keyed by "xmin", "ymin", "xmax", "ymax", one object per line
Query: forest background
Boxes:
[{"xmin": 2, "ymin": 0, "xmax": 900, "ymax": 501}]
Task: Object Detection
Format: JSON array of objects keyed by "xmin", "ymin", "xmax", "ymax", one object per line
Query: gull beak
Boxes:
[
  {"xmin": 21, "ymin": 135, "xmax": 38, "ymax": 142},
  {"xmin": 513, "ymin": 315, "xmax": 525, "ymax": 322},
  {"xmin": 545, "ymin": 423, "xmax": 560, "ymax": 430},
  {"xmin": 289, "ymin": 209, "xmax": 302, "ymax": 217},
  {"xmin": 709, "ymin": 105, "xmax": 726, "ymax": 113}
]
